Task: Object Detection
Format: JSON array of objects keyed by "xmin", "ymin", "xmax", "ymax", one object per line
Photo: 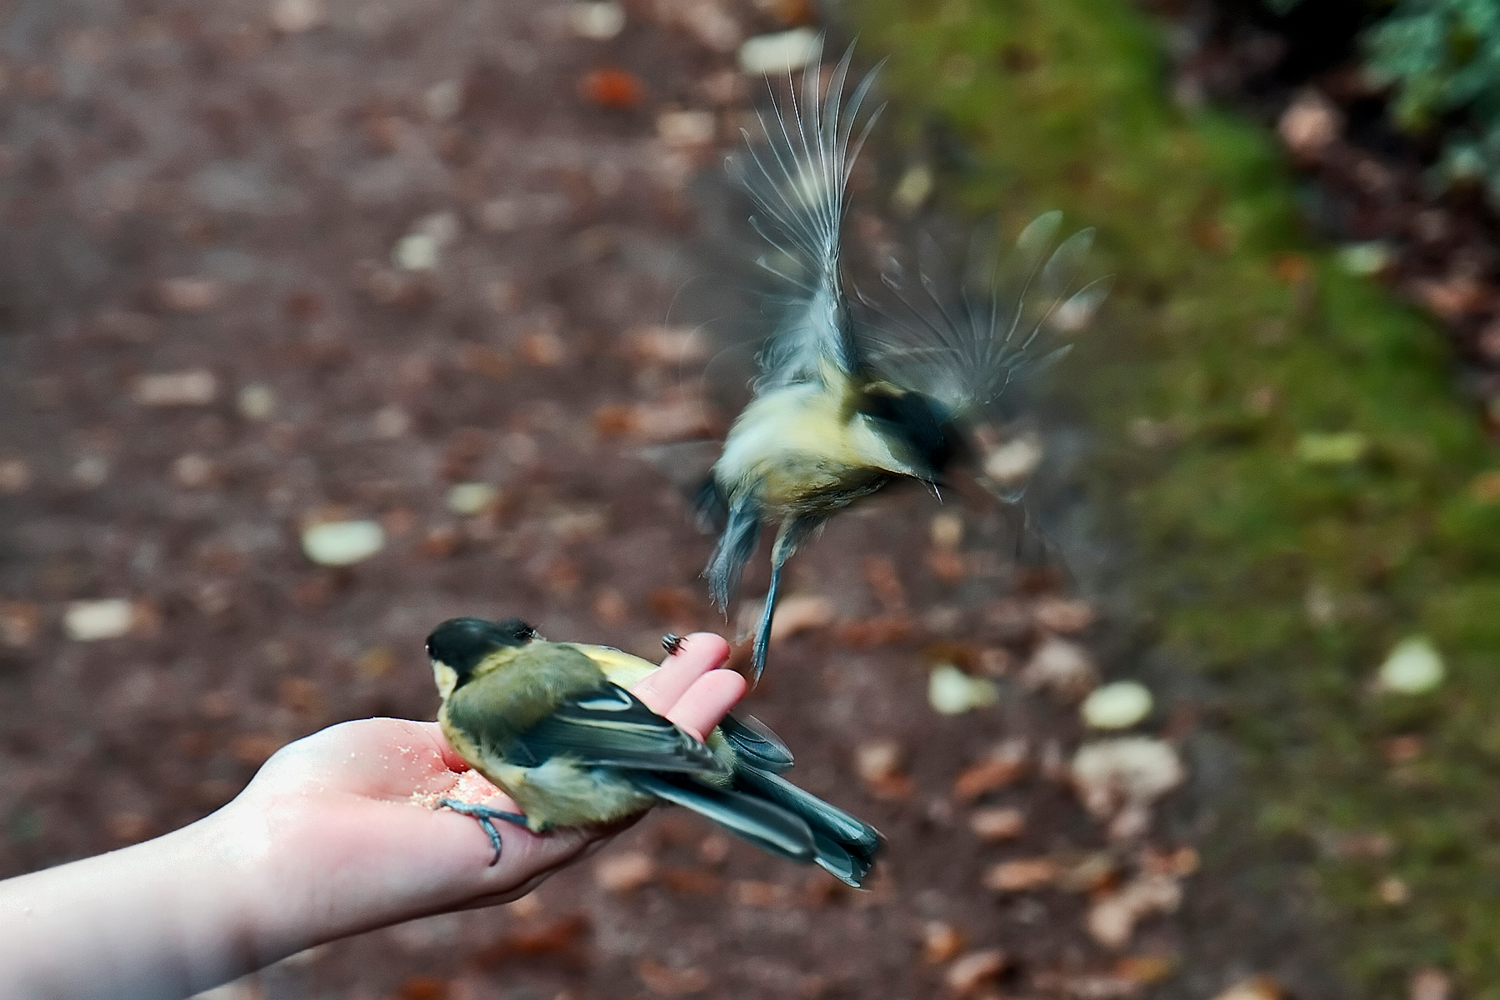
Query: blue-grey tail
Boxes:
[
  {"xmin": 733, "ymin": 765, "xmax": 882, "ymax": 887},
  {"xmin": 631, "ymin": 773, "xmax": 816, "ymax": 863},
  {"xmin": 704, "ymin": 492, "xmax": 762, "ymax": 611},
  {"xmin": 731, "ymin": 43, "xmax": 884, "ymax": 389}
]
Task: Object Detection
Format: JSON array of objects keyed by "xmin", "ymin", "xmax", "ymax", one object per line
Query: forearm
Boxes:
[{"xmin": 0, "ymin": 807, "xmax": 291, "ymax": 1000}]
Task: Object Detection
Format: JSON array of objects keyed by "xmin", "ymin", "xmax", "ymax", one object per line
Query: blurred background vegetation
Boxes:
[{"xmin": 855, "ymin": 0, "xmax": 1500, "ymax": 993}]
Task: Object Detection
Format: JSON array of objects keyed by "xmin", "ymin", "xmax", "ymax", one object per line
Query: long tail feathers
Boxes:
[
  {"xmin": 732, "ymin": 43, "xmax": 884, "ymax": 388},
  {"xmin": 733, "ymin": 765, "xmax": 882, "ymax": 887},
  {"xmin": 632, "ymin": 773, "xmax": 816, "ymax": 863}
]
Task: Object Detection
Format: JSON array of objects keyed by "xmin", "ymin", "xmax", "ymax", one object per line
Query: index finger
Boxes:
[{"xmin": 629, "ymin": 632, "xmax": 730, "ymax": 715}]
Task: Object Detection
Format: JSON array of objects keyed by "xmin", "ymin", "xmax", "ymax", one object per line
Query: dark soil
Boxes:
[{"xmin": 0, "ymin": 1, "xmax": 1220, "ymax": 997}]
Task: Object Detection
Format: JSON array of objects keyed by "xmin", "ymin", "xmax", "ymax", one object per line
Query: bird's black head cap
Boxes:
[
  {"xmin": 862, "ymin": 388, "xmax": 962, "ymax": 480},
  {"xmin": 426, "ymin": 616, "xmax": 538, "ymax": 683}
]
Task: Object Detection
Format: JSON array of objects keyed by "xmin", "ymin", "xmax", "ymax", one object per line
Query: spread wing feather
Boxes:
[
  {"xmin": 860, "ymin": 212, "xmax": 1111, "ymax": 420},
  {"xmin": 731, "ymin": 43, "xmax": 884, "ymax": 389}
]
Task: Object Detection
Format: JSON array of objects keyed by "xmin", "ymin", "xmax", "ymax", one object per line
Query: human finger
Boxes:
[
  {"xmin": 664, "ymin": 668, "xmax": 746, "ymax": 743},
  {"xmin": 630, "ymin": 632, "xmax": 730, "ymax": 714}
]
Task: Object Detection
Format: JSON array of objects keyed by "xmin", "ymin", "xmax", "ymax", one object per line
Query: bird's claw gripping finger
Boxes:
[
  {"xmin": 661, "ymin": 633, "xmax": 684, "ymax": 656},
  {"xmin": 438, "ymin": 797, "xmax": 530, "ymax": 866}
]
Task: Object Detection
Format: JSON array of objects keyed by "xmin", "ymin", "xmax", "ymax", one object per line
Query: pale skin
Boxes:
[{"xmin": 0, "ymin": 632, "xmax": 741, "ymax": 1000}]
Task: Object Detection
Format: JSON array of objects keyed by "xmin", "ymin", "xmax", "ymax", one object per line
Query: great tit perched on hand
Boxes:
[
  {"xmin": 427, "ymin": 616, "xmax": 881, "ymax": 887},
  {"xmin": 694, "ymin": 46, "xmax": 1111, "ymax": 682}
]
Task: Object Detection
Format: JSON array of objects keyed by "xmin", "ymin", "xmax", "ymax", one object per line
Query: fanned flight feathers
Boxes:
[
  {"xmin": 695, "ymin": 45, "xmax": 1110, "ymax": 683},
  {"xmin": 729, "ymin": 43, "xmax": 884, "ymax": 388},
  {"xmin": 861, "ymin": 212, "xmax": 1113, "ymax": 422}
]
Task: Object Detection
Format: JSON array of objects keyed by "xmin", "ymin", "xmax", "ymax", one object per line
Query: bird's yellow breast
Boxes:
[{"xmin": 715, "ymin": 382, "xmax": 919, "ymax": 514}]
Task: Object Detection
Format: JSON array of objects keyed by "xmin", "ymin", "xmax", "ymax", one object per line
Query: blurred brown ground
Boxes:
[{"xmin": 0, "ymin": 2, "xmax": 1197, "ymax": 997}]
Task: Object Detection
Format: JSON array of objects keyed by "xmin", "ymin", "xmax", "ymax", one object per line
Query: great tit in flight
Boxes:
[
  {"xmin": 694, "ymin": 46, "xmax": 1110, "ymax": 682},
  {"xmin": 427, "ymin": 616, "xmax": 881, "ymax": 887}
]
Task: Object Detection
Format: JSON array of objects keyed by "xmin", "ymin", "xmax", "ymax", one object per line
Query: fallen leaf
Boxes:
[
  {"xmin": 595, "ymin": 851, "xmax": 656, "ymax": 893},
  {"xmin": 953, "ymin": 739, "xmax": 1029, "ymax": 801},
  {"xmin": 623, "ymin": 325, "xmax": 709, "ymax": 365},
  {"xmin": 928, "ymin": 664, "xmax": 998, "ymax": 715},
  {"xmin": 471, "ymin": 914, "xmax": 589, "ymax": 967},
  {"xmin": 1071, "ymin": 738, "xmax": 1185, "ymax": 837},
  {"xmin": 1034, "ymin": 597, "xmax": 1094, "ymax": 633},
  {"xmin": 1376, "ymin": 636, "xmax": 1444, "ymax": 694},
  {"xmin": 579, "ymin": 67, "xmax": 644, "ymax": 109},
  {"xmin": 1409, "ymin": 968, "xmax": 1451, "ymax": 1000},
  {"xmin": 921, "ymin": 921, "xmax": 964, "ymax": 964},
  {"xmin": 270, "ymin": 0, "xmax": 325, "ymax": 33},
  {"xmin": 926, "ymin": 548, "xmax": 967, "ymax": 584},
  {"xmin": 738, "ymin": 27, "xmax": 819, "ymax": 74},
  {"xmin": 637, "ymin": 957, "xmax": 710, "ymax": 996},
  {"xmin": 1412, "ymin": 275, "xmax": 1486, "ymax": 322},
  {"xmin": 657, "ymin": 110, "xmax": 716, "ymax": 149},
  {"xmin": 729, "ymin": 880, "xmax": 793, "ymax": 907},
  {"xmin": 156, "ymin": 277, "xmax": 224, "ymax": 313},
  {"xmin": 768, "ymin": 594, "xmax": 834, "ymax": 641},
  {"xmin": 301, "ymin": 520, "xmax": 385, "ymax": 566},
  {"xmin": 132, "ymin": 370, "xmax": 218, "ymax": 406},
  {"xmin": 854, "ymin": 740, "xmax": 914, "ymax": 800},
  {"xmin": 1277, "ymin": 88, "xmax": 1341, "ymax": 161},
  {"xmin": 64, "ymin": 599, "xmax": 136, "ymax": 641},
  {"xmin": 968, "ymin": 806, "xmax": 1026, "ymax": 842},
  {"xmin": 1021, "ymin": 637, "xmax": 1098, "ymax": 702},
  {"xmin": 982, "ymin": 857, "xmax": 1060, "ymax": 893},
  {"xmin": 0, "ymin": 602, "xmax": 40, "ymax": 647},
  {"xmin": 944, "ymin": 949, "xmax": 1006, "ymax": 995},
  {"xmin": 1085, "ymin": 874, "xmax": 1182, "ymax": 949},
  {"xmin": 1080, "ymin": 681, "xmax": 1153, "ymax": 730},
  {"xmin": 660, "ymin": 867, "xmax": 720, "ymax": 894},
  {"xmin": 1210, "ymin": 975, "xmax": 1282, "ymax": 1000},
  {"xmin": 568, "ymin": 1, "xmax": 625, "ymax": 40},
  {"xmin": 0, "ymin": 459, "xmax": 31, "ymax": 494},
  {"xmin": 835, "ymin": 615, "xmax": 915, "ymax": 647},
  {"xmin": 1113, "ymin": 956, "xmax": 1175, "ymax": 985}
]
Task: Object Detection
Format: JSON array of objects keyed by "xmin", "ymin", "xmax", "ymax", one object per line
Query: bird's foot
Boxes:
[
  {"xmin": 438, "ymin": 798, "xmax": 530, "ymax": 866},
  {"xmin": 661, "ymin": 633, "xmax": 684, "ymax": 656}
]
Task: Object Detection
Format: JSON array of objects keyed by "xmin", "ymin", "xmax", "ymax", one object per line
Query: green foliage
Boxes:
[
  {"xmin": 857, "ymin": 0, "xmax": 1500, "ymax": 993},
  {"xmin": 1366, "ymin": 0, "xmax": 1500, "ymax": 199}
]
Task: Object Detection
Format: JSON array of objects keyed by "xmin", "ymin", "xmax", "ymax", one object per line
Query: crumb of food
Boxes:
[{"xmin": 410, "ymin": 769, "xmax": 505, "ymax": 810}]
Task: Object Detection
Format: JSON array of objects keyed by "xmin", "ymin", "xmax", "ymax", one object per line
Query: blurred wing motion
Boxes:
[
  {"xmin": 729, "ymin": 44, "xmax": 882, "ymax": 389},
  {"xmin": 862, "ymin": 212, "xmax": 1112, "ymax": 424},
  {"xmin": 694, "ymin": 46, "xmax": 1109, "ymax": 683}
]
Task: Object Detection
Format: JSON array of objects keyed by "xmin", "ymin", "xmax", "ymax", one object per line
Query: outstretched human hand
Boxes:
[
  {"xmin": 237, "ymin": 631, "xmax": 741, "ymax": 932},
  {"xmin": 0, "ymin": 632, "xmax": 740, "ymax": 1000}
]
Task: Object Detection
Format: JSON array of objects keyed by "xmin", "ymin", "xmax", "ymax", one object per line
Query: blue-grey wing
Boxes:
[
  {"xmin": 501, "ymin": 684, "xmax": 725, "ymax": 775},
  {"xmin": 720, "ymin": 712, "xmax": 795, "ymax": 773}
]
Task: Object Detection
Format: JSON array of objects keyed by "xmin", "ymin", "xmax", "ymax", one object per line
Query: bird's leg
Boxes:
[
  {"xmin": 751, "ymin": 516, "xmax": 818, "ymax": 683},
  {"xmin": 438, "ymin": 798, "xmax": 531, "ymax": 866},
  {"xmin": 661, "ymin": 633, "xmax": 684, "ymax": 656}
]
